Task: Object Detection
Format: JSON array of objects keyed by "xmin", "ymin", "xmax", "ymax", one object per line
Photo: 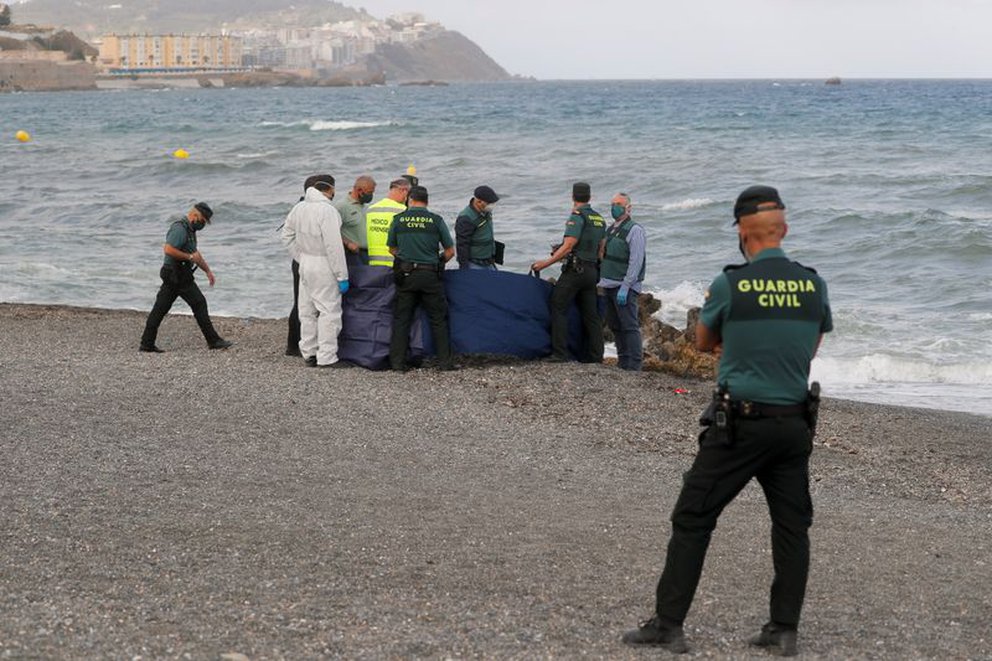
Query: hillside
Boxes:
[
  {"xmin": 368, "ymin": 30, "xmax": 510, "ymax": 83},
  {"xmin": 10, "ymin": 0, "xmax": 514, "ymax": 83},
  {"xmin": 12, "ymin": 0, "xmax": 366, "ymax": 36}
]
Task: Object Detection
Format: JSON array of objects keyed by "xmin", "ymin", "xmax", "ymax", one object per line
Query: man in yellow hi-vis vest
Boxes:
[{"xmin": 365, "ymin": 178, "xmax": 411, "ymax": 266}]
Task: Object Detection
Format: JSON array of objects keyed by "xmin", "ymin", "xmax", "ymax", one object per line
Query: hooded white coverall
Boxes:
[{"xmin": 282, "ymin": 187, "xmax": 349, "ymax": 365}]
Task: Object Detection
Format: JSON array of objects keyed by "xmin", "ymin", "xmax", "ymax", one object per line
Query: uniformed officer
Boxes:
[
  {"xmin": 139, "ymin": 202, "xmax": 233, "ymax": 352},
  {"xmin": 366, "ymin": 178, "xmax": 412, "ymax": 267},
  {"xmin": 334, "ymin": 174, "xmax": 376, "ymax": 259},
  {"xmin": 623, "ymin": 186, "xmax": 832, "ymax": 656},
  {"xmin": 530, "ymin": 182, "xmax": 606, "ymax": 363},
  {"xmin": 598, "ymin": 192, "xmax": 646, "ymax": 371},
  {"xmin": 455, "ymin": 185, "xmax": 500, "ymax": 270},
  {"xmin": 387, "ymin": 186, "xmax": 456, "ymax": 371}
]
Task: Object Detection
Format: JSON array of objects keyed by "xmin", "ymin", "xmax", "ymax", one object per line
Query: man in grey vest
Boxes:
[
  {"xmin": 623, "ymin": 185, "xmax": 832, "ymax": 656},
  {"xmin": 598, "ymin": 192, "xmax": 646, "ymax": 371}
]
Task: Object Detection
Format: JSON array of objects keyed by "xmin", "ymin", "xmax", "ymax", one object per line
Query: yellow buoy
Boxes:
[
  {"xmin": 173, "ymin": 148, "xmax": 190, "ymax": 159},
  {"xmin": 15, "ymin": 130, "xmax": 31, "ymax": 143},
  {"xmin": 406, "ymin": 164, "xmax": 417, "ymax": 176}
]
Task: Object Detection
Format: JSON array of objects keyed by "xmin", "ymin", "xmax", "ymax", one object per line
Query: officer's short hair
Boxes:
[
  {"xmin": 408, "ymin": 186, "xmax": 429, "ymax": 204},
  {"xmin": 390, "ymin": 178, "xmax": 411, "ymax": 190}
]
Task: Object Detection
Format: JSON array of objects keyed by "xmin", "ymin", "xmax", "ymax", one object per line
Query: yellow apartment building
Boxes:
[{"xmin": 98, "ymin": 34, "xmax": 244, "ymax": 70}]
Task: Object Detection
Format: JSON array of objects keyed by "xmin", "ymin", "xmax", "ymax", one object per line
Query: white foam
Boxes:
[
  {"xmin": 18, "ymin": 262, "xmax": 73, "ymax": 276},
  {"xmin": 312, "ymin": 120, "xmax": 395, "ymax": 131},
  {"xmin": 812, "ymin": 353, "xmax": 992, "ymax": 387},
  {"xmin": 661, "ymin": 198, "xmax": 715, "ymax": 212},
  {"xmin": 259, "ymin": 119, "xmax": 398, "ymax": 131},
  {"xmin": 646, "ymin": 280, "xmax": 708, "ymax": 328}
]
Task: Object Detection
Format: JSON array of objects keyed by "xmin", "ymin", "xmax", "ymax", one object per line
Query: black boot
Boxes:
[
  {"xmin": 621, "ymin": 616, "xmax": 688, "ymax": 653},
  {"xmin": 749, "ymin": 622, "xmax": 798, "ymax": 657}
]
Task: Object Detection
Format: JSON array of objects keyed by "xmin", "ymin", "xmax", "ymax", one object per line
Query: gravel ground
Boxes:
[{"xmin": 1, "ymin": 303, "xmax": 989, "ymax": 660}]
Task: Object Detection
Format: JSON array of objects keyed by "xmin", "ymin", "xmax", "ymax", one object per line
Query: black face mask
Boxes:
[
  {"xmin": 358, "ymin": 192, "xmax": 374, "ymax": 205},
  {"xmin": 738, "ymin": 236, "xmax": 747, "ymax": 260},
  {"xmin": 192, "ymin": 220, "xmax": 206, "ymax": 231}
]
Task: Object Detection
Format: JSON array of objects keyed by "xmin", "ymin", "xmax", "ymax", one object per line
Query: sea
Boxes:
[{"xmin": 1, "ymin": 80, "xmax": 990, "ymax": 416}]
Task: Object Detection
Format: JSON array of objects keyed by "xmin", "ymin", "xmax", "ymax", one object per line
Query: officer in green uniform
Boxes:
[
  {"xmin": 623, "ymin": 186, "xmax": 832, "ymax": 656},
  {"xmin": 387, "ymin": 186, "xmax": 456, "ymax": 371},
  {"xmin": 455, "ymin": 185, "xmax": 500, "ymax": 270},
  {"xmin": 140, "ymin": 202, "xmax": 233, "ymax": 352},
  {"xmin": 334, "ymin": 175, "xmax": 376, "ymax": 260},
  {"xmin": 530, "ymin": 182, "xmax": 606, "ymax": 362}
]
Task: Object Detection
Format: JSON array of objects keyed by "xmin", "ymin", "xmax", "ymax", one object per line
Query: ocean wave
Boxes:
[
  {"xmin": 646, "ymin": 280, "xmax": 707, "ymax": 328},
  {"xmin": 812, "ymin": 353, "xmax": 992, "ymax": 386},
  {"xmin": 259, "ymin": 119, "xmax": 400, "ymax": 131},
  {"xmin": 662, "ymin": 198, "xmax": 716, "ymax": 212}
]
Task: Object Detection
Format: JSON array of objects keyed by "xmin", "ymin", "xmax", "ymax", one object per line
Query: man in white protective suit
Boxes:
[{"xmin": 281, "ymin": 174, "xmax": 351, "ymax": 368}]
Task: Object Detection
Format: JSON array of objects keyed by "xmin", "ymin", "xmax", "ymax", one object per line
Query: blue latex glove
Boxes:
[
  {"xmin": 617, "ymin": 286, "xmax": 629, "ymax": 306},
  {"xmin": 338, "ymin": 280, "xmax": 350, "ymax": 294}
]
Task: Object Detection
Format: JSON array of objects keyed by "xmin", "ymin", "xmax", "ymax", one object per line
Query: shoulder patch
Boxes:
[
  {"xmin": 792, "ymin": 260, "xmax": 818, "ymax": 274},
  {"xmin": 722, "ymin": 262, "xmax": 748, "ymax": 272}
]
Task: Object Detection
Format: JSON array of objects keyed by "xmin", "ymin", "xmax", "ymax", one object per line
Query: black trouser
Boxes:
[
  {"xmin": 655, "ymin": 415, "xmax": 813, "ymax": 629},
  {"xmin": 389, "ymin": 268, "xmax": 452, "ymax": 369},
  {"xmin": 286, "ymin": 259, "xmax": 301, "ymax": 354},
  {"xmin": 141, "ymin": 263, "xmax": 221, "ymax": 347},
  {"xmin": 549, "ymin": 264, "xmax": 603, "ymax": 362}
]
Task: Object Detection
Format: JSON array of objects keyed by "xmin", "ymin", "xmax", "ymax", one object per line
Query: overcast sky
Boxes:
[{"xmin": 356, "ymin": 0, "xmax": 991, "ymax": 79}]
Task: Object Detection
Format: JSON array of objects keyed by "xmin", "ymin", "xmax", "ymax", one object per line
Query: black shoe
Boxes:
[
  {"xmin": 437, "ymin": 364, "xmax": 459, "ymax": 372},
  {"xmin": 208, "ymin": 339, "xmax": 234, "ymax": 350},
  {"xmin": 622, "ymin": 616, "xmax": 688, "ymax": 653},
  {"xmin": 391, "ymin": 363, "xmax": 409, "ymax": 372},
  {"xmin": 749, "ymin": 623, "xmax": 798, "ymax": 657},
  {"xmin": 285, "ymin": 346, "xmax": 302, "ymax": 357},
  {"xmin": 541, "ymin": 355, "xmax": 568, "ymax": 363},
  {"xmin": 323, "ymin": 360, "xmax": 353, "ymax": 369},
  {"xmin": 139, "ymin": 344, "xmax": 164, "ymax": 353},
  {"xmin": 304, "ymin": 356, "xmax": 318, "ymax": 367}
]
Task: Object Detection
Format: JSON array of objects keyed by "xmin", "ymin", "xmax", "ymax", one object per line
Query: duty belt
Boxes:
[
  {"xmin": 410, "ymin": 262, "xmax": 439, "ymax": 270},
  {"xmin": 470, "ymin": 258, "xmax": 495, "ymax": 266},
  {"xmin": 732, "ymin": 401, "xmax": 806, "ymax": 419}
]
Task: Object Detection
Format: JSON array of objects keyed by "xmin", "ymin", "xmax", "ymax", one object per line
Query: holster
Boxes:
[
  {"xmin": 563, "ymin": 253, "xmax": 582, "ymax": 274},
  {"xmin": 392, "ymin": 259, "xmax": 414, "ymax": 285},
  {"xmin": 699, "ymin": 384, "xmax": 735, "ymax": 447}
]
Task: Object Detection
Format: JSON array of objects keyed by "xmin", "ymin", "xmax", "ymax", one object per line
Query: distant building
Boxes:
[{"xmin": 98, "ymin": 34, "xmax": 244, "ymax": 71}]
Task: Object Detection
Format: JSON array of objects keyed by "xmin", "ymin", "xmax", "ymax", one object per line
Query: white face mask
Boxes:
[{"xmin": 480, "ymin": 203, "xmax": 495, "ymax": 214}]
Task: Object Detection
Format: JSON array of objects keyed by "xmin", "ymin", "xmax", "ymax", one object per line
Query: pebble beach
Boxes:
[{"xmin": 1, "ymin": 303, "xmax": 989, "ymax": 659}]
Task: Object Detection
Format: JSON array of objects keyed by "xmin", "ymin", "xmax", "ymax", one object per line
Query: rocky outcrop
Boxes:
[
  {"xmin": 364, "ymin": 30, "xmax": 511, "ymax": 83},
  {"xmin": 0, "ymin": 23, "xmax": 97, "ymax": 91},
  {"xmin": 603, "ymin": 292, "xmax": 718, "ymax": 379},
  {"xmin": 0, "ymin": 59, "xmax": 96, "ymax": 91}
]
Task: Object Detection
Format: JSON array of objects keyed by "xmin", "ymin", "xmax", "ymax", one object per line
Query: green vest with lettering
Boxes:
[
  {"xmin": 366, "ymin": 197, "xmax": 406, "ymax": 267},
  {"xmin": 391, "ymin": 208, "xmax": 447, "ymax": 265},
  {"xmin": 600, "ymin": 218, "xmax": 645, "ymax": 281},
  {"xmin": 460, "ymin": 204, "xmax": 495, "ymax": 261},
  {"xmin": 573, "ymin": 206, "xmax": 606, "ymax": 262},
  {"xmin": 720, "ymin": 256, "xmax": 828, "ymax": 403}
]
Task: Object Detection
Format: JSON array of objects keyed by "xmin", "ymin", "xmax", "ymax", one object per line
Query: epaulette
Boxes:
[
  {"xmin": 722, "ymin": 263, "xmax": 748, "ymax": 272},
  {"xmin": 792, "ymin": 261, "xmax": 818, "ymax": 274}
]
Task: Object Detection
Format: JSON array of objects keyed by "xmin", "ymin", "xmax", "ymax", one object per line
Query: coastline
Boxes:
[{"xmin": 1, "ymin": 301, "xmax": 990, "ymax": 658}]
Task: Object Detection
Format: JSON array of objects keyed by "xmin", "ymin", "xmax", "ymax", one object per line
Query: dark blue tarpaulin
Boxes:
[{"xmin": 338, "ymin": 257, "xmax": 591, "ymax": 369}]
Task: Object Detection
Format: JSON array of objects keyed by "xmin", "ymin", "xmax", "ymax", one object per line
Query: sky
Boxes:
[{"xmin": 355, "ymin": 0, "xmax": 992, "ymax": 79}]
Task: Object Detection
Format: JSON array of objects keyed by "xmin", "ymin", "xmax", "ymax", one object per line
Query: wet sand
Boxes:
[{"xmin": 1, "ymin": 303, "xmax": 989, "ymax": 659}]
